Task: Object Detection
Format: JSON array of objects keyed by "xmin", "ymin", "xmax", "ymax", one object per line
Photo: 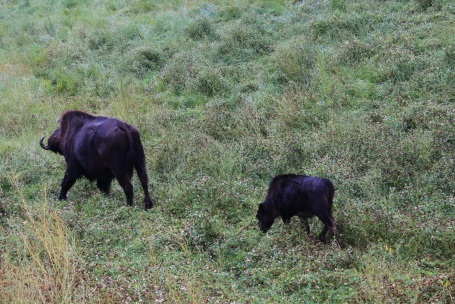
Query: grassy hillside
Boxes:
[{"xmin": 1, "ymin": 0, "xmax": 454, "ymax": 302}]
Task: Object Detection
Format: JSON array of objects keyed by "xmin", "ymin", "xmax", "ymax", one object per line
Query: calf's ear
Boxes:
[{"xmin": 258, "ymin": 203, "xmax": 265, "ymax": 212}]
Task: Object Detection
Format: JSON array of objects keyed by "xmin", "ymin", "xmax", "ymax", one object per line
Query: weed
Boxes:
[{"xmin": 0, "ymin": 178, "xmax": 99, "ymax": 303}]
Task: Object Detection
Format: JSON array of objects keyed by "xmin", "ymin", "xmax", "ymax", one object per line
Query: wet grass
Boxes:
[{"xmin": 1, "ymin": 0, "xmax": 454, "ymax": 302}]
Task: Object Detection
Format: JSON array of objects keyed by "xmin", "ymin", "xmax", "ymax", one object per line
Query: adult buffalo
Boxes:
[
  {"xmin": 40, "ymin": 110, "xmax": 153, "ymax": 210},
  {"xmin": 256, "ymin": 174, "xmax": 338, "ymax": 242}
]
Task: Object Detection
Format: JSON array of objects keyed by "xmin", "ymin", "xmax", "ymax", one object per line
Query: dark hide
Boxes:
[
  {"xmin": 256, "ymin": 174, "xmax": 337, "ymax": 242},
  {"xmin": 40, "ymin": 110, "xmax": 153, "ymax": 210}
]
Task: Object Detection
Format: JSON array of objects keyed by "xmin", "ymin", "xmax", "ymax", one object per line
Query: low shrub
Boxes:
[{"xmin": 184, "ymin": 17, "xmax": 217, "ymax": 41}]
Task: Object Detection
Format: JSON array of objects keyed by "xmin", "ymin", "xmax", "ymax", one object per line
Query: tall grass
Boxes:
[{"xmin": 0, "ymin": 178, "xmax": 99, "ymax": 303}]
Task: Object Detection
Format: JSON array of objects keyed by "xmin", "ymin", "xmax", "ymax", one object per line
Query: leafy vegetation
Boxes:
[{"xmin": 1, "ymin": 0, "xmax": 454, "ymax": 302}]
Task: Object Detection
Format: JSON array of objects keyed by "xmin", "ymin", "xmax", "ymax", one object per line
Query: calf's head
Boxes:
[
  {"xmin": 256, "ymin": 202, "xmax": 275, "ymax": 232},
  {"xmin": 40, "ymin": 129, "xmax": 62, "ymax": 155}
]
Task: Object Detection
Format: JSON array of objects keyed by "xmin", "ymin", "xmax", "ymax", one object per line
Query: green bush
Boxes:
[
  {"xmin": 269, "ymin": 38, "xmax": 316, "ymax": 86},
  {"xmin": 127, "ymin": 46, "xmax": 165, "ymax": 75},
  {"xmin": 216, "ymin": 15, "xmax": 274, "ymax": 63},
  {"xmin": 185, "ymin": 17, "xmax": 217, "ymax": 41}
]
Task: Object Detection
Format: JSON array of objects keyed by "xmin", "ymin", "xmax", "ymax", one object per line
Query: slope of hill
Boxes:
[{"xmin": 1, "ymin": 0, "xmax": 454, "ymax": 302}]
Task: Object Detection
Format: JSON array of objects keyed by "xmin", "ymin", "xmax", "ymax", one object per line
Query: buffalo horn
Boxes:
[{"xmin": 39, "ymin": 137, "xmax": 50, "ymax": 150}]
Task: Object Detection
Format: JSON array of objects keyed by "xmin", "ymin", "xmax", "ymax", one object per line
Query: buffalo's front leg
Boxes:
[
  {"xmin": 282, "ymin": 216, "xmax": 291, "ymax": 225},
  {"xmin": 59, "ymin": 169, "xmax": 79, "ymax": 200},
  {"xmin": 97, "ymin": 178, "xmax": 112, "ymax": 195},
  {"xmin": 299, "ymin": 217, "xmax": 311, "ymax": 234},
  {"xmin": 96, "ymin": 170, "xmax": 113, "ymax": 195},
  {"xmin": 319, "ymin": 226, "xmax": 329, "ymax": 242}
]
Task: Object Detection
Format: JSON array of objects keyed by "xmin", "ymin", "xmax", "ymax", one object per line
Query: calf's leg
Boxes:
[{"xmin": 316, "ymin": 214, "xmax": 337, "ymax": 243}]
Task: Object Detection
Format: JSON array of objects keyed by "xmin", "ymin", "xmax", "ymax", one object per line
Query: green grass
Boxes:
[{"xmin": 1, "ymin": 0, "xmax": 454, "ymax": 302}]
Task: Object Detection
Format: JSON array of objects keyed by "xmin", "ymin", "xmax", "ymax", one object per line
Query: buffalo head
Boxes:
[
  {"xmin": 40, "ymin": 129, "xmax": 62, "ymax": 155},
  {"xmin": 256, "ymin": 202, "xmax": 275, "ymax": 233}
]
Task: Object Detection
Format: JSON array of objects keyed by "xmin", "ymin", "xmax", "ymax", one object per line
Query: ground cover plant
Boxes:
[{"xmin": 1, "ymin": 0, "xmax": 454, "ymax": 302}]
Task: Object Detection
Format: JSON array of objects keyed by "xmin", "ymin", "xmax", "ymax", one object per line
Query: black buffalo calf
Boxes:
[
  {"xmin": 40, "ymin": 110, "xmax": 153, "ymax": 210},
  {"xmin": 256, "ymin": 174, "xmax": 338, "ymax": 242}
]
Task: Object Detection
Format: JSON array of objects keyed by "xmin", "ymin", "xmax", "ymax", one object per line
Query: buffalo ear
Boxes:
[{"xmin": 258, "ymin": 202, "xmax": 265, "ymax": 212}]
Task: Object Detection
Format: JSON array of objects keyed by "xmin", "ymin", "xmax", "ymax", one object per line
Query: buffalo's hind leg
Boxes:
[
  {"xmin": 115, "ymin": 175, "xmax": 134, "ymax": 206},
  {"xmin": 132, "ymin": 134, "xmax": 153, "ymax": 210},
  {"xmin": 134, "ymin": 161, "xmax": 152, "ymax": 210}
]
